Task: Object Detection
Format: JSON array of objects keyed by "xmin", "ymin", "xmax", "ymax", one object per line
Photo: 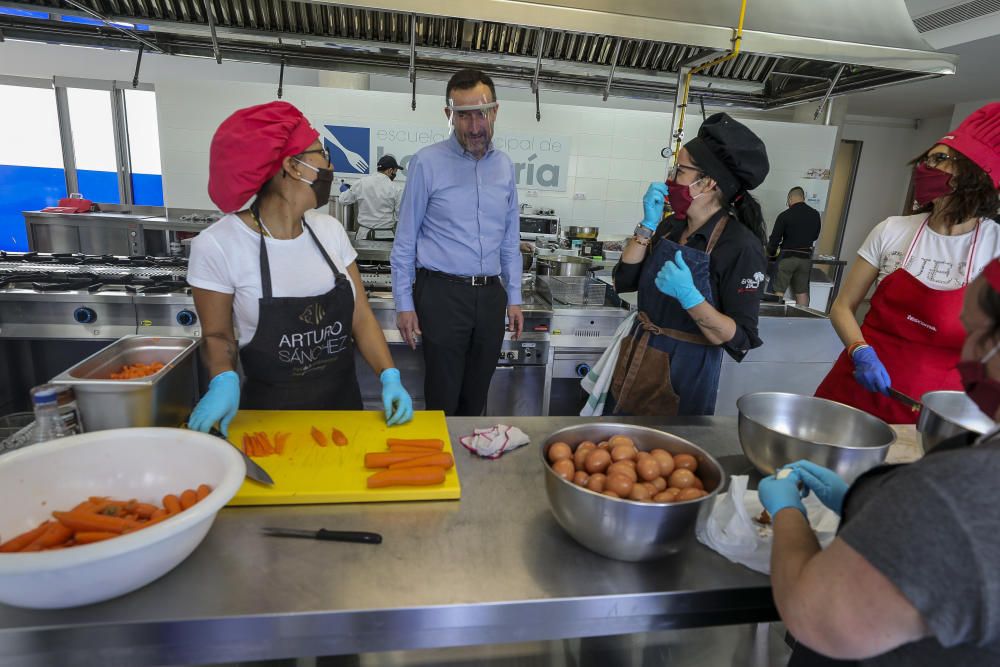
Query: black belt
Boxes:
[{"xmin": 418, "ymin": 268, "xmax": 500, "ymax": 287}]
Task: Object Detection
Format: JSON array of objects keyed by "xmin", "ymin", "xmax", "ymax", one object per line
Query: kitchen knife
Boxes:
[
  {"xmin": 261, "ymin": 527, "xmax": 383, "ymax": 544},
  {"xmin": 887, "ymin": 387, "xmax": 922, "ymax": 412},
  {"xmin": 181, "ymin": 421, "xmax": 275, "ymax": 486}
]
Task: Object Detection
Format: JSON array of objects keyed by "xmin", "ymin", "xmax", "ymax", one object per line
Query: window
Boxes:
[
  {"xmin": 124, "ymin": 89, "xmax": 164, "ymax": 206},
  {"xmin": 66, "ymin": 87, "xmax": 120, "ymax": 204},
  {"xmin": 0, "ymin": 83, "xmax": 66, "ymax": 250}
]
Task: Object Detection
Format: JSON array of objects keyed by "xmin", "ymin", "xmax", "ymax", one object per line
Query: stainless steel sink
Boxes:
[{"xmin": 758, "ymin": 303, "xmax": 826, "ymax": 319}]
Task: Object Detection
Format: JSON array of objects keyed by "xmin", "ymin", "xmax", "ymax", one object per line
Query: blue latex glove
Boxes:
[
  {"xmin": 189, "ymin": 370, "xmax": 240, "ymax": 437},
  {"xmin": 380, "ymin": 368, "xmax": 414, "ymax": 426},
  {"xmin": 851, "ymin": 346, "xmax": 891, "ymax": 395},
  {"xmin": 787, "ymin": 460, "xmax": 849, "ymax": 516},
  {"xmin": 758, "ymin": 468, "xmax": 807, "ymax": 518},
  {"xmin": 654, "ymin": 250, "xmax": 706, "ymax": 309},
  {"xmin": 641, "ymin": 182, "xmax": 670, "ymax": 230}
]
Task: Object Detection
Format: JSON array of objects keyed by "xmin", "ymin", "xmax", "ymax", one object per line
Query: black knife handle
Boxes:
[{"xmin": 315, "ymin": 529, "xmax": 383, "ymax": 544}]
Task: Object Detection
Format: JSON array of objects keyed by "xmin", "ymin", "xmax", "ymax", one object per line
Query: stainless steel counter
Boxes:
[{"xmin": 0, "ymin": 416, "xmax": 774, "ymax": 667}]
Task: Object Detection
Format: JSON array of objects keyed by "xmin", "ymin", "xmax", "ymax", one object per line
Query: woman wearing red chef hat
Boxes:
[
  {"xmin": 815, "ymin": 102, "xmax": 1000, "ymax": 424},
  {"xmin": 187, "ymin": 101, "xmax": 413, "ymax": 435}
]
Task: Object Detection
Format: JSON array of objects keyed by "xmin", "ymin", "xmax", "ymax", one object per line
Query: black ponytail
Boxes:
[{"xmin": 730, "ymin": 192, "xmax": 767, "ymax": 247}]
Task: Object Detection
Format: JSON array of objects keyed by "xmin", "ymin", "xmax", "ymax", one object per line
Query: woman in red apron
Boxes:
[
  {"xmin": 755, "ymin": 258, "xmax": 1000, "ymax": 666},
  {"xmin": 187, "ymin": 101, "xmax": 413, "ymax": 435},
  {"xmin": 815, "ymin": 102, "xmax": 1000, "ymax": 424}
]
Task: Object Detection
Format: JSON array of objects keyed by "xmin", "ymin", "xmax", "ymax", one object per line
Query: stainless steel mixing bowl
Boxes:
[
  {"xmin": 542, "ymin": 424, "xmax": 725, "ymax": 562},
  {"xmin": 737, "ymin": 392, "xmax": 895, "ymax": 484},
  {"xmin": 918, "ymin": 390, "xmax": 994, "ymax": 452}
]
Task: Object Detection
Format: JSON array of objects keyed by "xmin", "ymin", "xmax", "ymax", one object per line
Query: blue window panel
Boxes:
[
  {"xmin": 77, "ymin": 169, "xmax": 120, "ymax": 204},
  {"xmin": 131, "ymin": 173, "xmax": 164, "ymax": 206},
  {"xmin": 0, "ymin": 7, "xmax": 48, "ymax": 19},
  {"xmin": 0, "ymin": 164, "xmax": 67, "ymax": 251}
]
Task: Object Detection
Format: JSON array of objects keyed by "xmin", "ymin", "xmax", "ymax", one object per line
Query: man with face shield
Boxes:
[
  {"xmin": 391, "ymin": 70, "xmax": 523, "ymax": 416},
  {"xmin": 187, "ymin": 101, "xmax": 413, "ymax": 433},
  {"xmin": 757, "ymin": 259, "xmax": 1000, "ymax": 666}
]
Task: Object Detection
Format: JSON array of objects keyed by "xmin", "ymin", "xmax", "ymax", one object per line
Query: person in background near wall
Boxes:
[
  {"xmin": 611, "ymin": 113, "xmax": 769, "ymax": 416},
  {"xmin": 338, "ymin": 154, "xmax": 405, "ymax": 241},
  {"xmin": 759, "ymin": 258, "xmax": 1000, "ymax": 666},
  {"xmin": 391, "ymin": 69, "xmax": 523, "ymax": 416},
  {"xmin": 187, "ymin": 101, "xmax": 413, "ymax": 435},
  {"xmin": 815, "ymin": 102, "xmax": 1000, "ymax": 425},
  {"xmin": 768, "ymin": 186, "xmax": 822, "ymax": 306}
]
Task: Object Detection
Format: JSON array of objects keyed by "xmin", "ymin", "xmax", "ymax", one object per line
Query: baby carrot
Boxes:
[
  {"xmin": 388, "ymin": 452, "xmax": 454, "ymax": 470},
  {"xmin": 179, "ymin": 489, "xmax": 198, "ymax": 510},
  {"xmin": 196, "ymin": 484, "xmax": 212, "ymax": 501},
  {"xmin": 386, "ymin": 438, "xmax": 444, "ymax": 451},
  {"xmin": 311, "ymin": 426, "xmax": 328, "ymax": 447},
  {"xmin": 163, "ymin": 494, "xmax": 182, "ymax": 515},
  {"xmin": 331, "ymin": 428, "xmax": 349, "ymax": 446},
  {"xmin": 149, "ymin": 508, "xmax": 167, "ymax": 521},
  {"xmin": 24, "ymin": 523, "xmax": 74, "ymax": 551},
  {"xmin": 366, "ymin": 466, "xmax": 446, "ymax": 489},
  {"xmin": 364, "ymin": 451, "xmax": 437, "ymax": 468},
  {"xmin": 133, "ymin": 503, "xmax": 159, "ymax": 519},
  {"xmin": 74, "ymin": 531, "xmax": 118, "ymax": 545},
  {"xmin": 53, "ymin": 511, "xmax": 139, "ymax": 534},
  {"xmin": 0, "ymin": 522, "xmax": 50, "ymax": 553}
]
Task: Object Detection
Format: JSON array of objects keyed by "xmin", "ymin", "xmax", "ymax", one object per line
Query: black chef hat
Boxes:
[{"xmin": 684, "ymin": 113, "xmax": 769, "ymax": 201}]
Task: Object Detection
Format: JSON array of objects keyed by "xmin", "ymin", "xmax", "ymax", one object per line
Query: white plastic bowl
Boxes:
[{"xmin": 0, "ymin": 427, "xmax": 245, "ymax": 609}]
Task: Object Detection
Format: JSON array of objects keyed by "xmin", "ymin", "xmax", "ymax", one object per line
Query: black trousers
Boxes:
[{"xmin": 414, "ymin": 270, "xmax": 507, "ymax": 416}]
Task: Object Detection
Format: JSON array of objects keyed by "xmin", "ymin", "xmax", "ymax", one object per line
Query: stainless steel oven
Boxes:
[
  {"xmin": 547, "ymin": 347, "xmax": 605, "ymax": 416},
  {"xmin": 486, "ymin": 334, "xmax": 551, "ymax": 416}
]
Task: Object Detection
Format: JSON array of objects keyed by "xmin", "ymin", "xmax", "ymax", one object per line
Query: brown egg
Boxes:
[
  {"xmin": 608, "ymin": 435, "xmax": 635, "ymax": 449},
  {"xmin": 673, "ymin": 453, "xmax": 698, "ymax": 472},
  {"xmin": 607, "ymin": 461, "xmax": 638, "ymax": 482},
  {"xmin": 628, "ymin": 483, "xmax": 651, "ymax": 501},
  {"xmin": 597, "ymin": 441, "xmax": 611, "ymax": 450},
  {"xmin": 547, "ymin": 442, "xmax": 572, "ymax": 463},
  {"xmin": 605, "ymin": 473, "xmax": 634, "ymax": 497},
  {"xmin": 574, "ymin": 442, "xmax": 597, "ymax": 470},
  {"xmin": 651, "ymin": 476, "xmax": 667, "ymax": 492},
  {"xmin": 636, "ymin": 450, "xmax": 653, "ymax": 461},
  {"xmin": 668, "ymin": 468, "xmax": 696, "ymax": 489},
  {"xmin": 611, "ymin": 444, "xmax": 637, "ymax": 462},
  {"xmin": 650, "ymin": 449, "xmax": 675, "ymax": 477},
  {"xmin": 691, "ymin": 475, "xmax": 704, "ymax": 491},
  {"xmin": 573, "ymin": 470, "xmax": 590, "ymax": 486},
  {"xmin": 677, "ymin": 487, "xmax": 707, "ymax": 501},
  {"xmin": 586, "ymin": 473, "xmax": 607, "ymax": 493},
  {"xmin": 584, "ymin": 448, "xmax": 612, "ymax": 474},
  {"xmin": 653, "ymin": 488, "xmax": 681, "ymax": 503},
  {"xmin": 552, "ymin": 459, "xmax": 575, "ymax": 480},
  {"xmin": 602, "ymin": 490, "xmax": 620, "ymax": 499},
  {"xmin": 637, "ymin": 458, "xmax": 661, "ymax": 482},
  {"xmin": 621, "ymin": 458, "xmax": 637, "ymax": 469},
  {"xmin": 642, "ymin": 482, "xmax": 658, "ymax": 495}
]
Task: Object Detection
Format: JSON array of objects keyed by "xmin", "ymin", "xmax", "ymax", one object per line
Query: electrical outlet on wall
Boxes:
[{"xmin": 573, "ymin": 193, "xmax": 586, "ymax": 200}]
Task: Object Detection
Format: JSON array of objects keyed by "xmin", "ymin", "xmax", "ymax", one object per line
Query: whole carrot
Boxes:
[
  {"xmin": 179, "ymin": 489, "xmax": 198, "ymax": 510},
  {"xmin": 311, "ymin": 426, "xmax": 328, "ymax": 447},
  {"xmin": 331, "ymin": 428, "xmax": 349, "ymax": 446},
  {"xmin": 196, "ymin": 484, "xmax": 212, "ymax": 501},
  {"xmin": 387, "ymin": 444, "xmax": 445, "ymax": 453},
  {"xmin": 0, "ymin": 522, "xmax": 50, "ymax": 553},
  {"xmin": 364, "ymin": 451, "xmax": 438, "ymax": 468},
  {"xmin": 74, "ymin": 531, "xmax": 118, "ymax": 545},
  {"xmin": 386, "ymin": 438, "xmax": 444, "ymax": 451},
  {"xmin": 163, "ymin": 494, "xmax": 182, "ymax": 515},
  {"xmin": 53, "ymin": 511, "xmax": 140, "ymax": 534},
  {"xmin": 388, "ymin": 452, "xmax": 454, "ymax": 470},
  {"xmin": 366, "ymin": 466, "xmax": 446, "ymax": 489}
]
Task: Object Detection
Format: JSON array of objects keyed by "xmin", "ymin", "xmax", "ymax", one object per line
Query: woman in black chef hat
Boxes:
[{"xmin": 611, "ymin": 113, "xmax": 770, "ymax": 416}]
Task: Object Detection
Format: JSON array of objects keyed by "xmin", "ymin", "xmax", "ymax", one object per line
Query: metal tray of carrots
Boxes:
[{"xmin": 223, "ymin": 410, "xmax": 461, "ymax": 506}]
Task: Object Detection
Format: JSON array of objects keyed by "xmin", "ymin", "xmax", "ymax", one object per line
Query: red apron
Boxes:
[{"xmin": 815, "ymin": 218, "xmax": 981, "ymax": 424}]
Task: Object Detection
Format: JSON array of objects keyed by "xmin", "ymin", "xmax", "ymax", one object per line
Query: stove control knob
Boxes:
[
  {"xmin": 575, "ymin": 363, "xmax": 591, "ymax": 378},
  {"xmin": 73, "ymin": 307, "xmax": 97, "ymax": 324},
  {"xmin": 176, "ymin": 309, "xmax": 198, "ymax": 327}
]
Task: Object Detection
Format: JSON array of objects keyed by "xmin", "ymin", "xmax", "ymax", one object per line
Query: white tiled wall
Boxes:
[{"xmin": 156, "ymin": 80, "xmax": 837, "ymax": 241}]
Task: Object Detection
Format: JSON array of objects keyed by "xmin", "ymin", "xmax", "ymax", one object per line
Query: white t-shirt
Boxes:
[
  {"xmin": 857, "ymin": 214, "xmax": 1000, "ymax": 290},
  {"xmin": 187, "ymin": 210, "xmax": 358, "ymax": 347}
]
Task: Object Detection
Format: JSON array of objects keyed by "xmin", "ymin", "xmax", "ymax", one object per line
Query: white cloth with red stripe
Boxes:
[{"xmin": 460, "ymin": 425, "xmax": 531, "ymax": 459}]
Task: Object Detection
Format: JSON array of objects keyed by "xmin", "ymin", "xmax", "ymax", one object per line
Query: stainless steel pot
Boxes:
[
  {"xmin": 918, "ymin": 390, "xmax": 994, "ymax": 452},
  {"xmin": 332, "ymin": 195, "xmax": 358, "ymax": 232},
  {"xmin": 564, "ymin": 225, "xmax": 599, "ymax": 239},
  {"xmin": 535, "ymin": 254, "xmax": 594, "ymax": 277}
]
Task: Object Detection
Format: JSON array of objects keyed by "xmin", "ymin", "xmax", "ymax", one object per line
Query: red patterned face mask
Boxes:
[
  {"xmin": 665, "ymin": 178, "xmax": 706, "ymax": 220},
  {"xmin": 912, "ymin": 163, "xmax": 954, "ymax": 208}
]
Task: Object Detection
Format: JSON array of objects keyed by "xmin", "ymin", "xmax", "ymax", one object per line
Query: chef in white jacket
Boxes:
[{"xmin": 339, "ymin": 154, "xmax": 404, "ymax": 240}]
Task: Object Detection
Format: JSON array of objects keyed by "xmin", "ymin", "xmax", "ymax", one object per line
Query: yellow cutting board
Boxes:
[{"xmin": 225, "ymin": 410, "xmax": 460, "ymax": 506}]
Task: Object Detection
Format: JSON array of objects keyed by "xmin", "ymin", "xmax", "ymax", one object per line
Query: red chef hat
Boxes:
[
  {"xmin": 208, "ymin": 101, "xmax": 319, "ymax": 213},
  {"xmin": 938, "ymin": 102, "xmax": 1000, "ymax": 189}
]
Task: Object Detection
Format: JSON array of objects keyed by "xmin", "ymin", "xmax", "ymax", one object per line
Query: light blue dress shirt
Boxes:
[{"xmin": 390, "ymin": 133, "xmax": 521, "ymax": 312}]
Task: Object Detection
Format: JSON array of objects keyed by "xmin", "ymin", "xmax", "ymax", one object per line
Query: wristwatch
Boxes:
[{"xmin": 633, "ymin": 223, "xmax": 655, "ymax": 240}]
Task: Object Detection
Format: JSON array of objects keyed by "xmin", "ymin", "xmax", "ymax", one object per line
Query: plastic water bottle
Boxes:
[{"xmin": 30, "ymin": 386, "xmax": 70, "ymax": 444}]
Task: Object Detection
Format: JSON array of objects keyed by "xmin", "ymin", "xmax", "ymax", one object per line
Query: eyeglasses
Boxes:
[
  {"xmin": 921, "ymin": 152, "xmax": 954, "ymax": 169},
  {"xmin": 669, "ymin": 163, "xmax": 704, "ymax": 181},
  {"xmin": 297, "ymin": 147, "xmax": 331, "ymax": 166}
]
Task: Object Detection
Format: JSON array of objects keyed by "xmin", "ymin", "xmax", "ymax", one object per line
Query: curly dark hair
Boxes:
[{"xmin": 911, "ymin": 147, "xmax": 999, "ymax": 225}]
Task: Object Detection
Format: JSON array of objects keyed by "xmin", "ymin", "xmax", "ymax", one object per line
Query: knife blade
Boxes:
[
  {"xmin": 181, "ymin": 421, "xmax": 275, "ymax": 486},
  {"xmin": 261, "ymin": 527, "xmax": 383, "ymax": 544},
  {"xmin": 888, "ymin": 387, "xmax": 922, "ymax": 412}
]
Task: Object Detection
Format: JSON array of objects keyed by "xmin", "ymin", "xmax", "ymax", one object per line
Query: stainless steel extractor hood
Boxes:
[{"xmin": 0, "ymin": 0, "xmax": 958, "ymax": 109}]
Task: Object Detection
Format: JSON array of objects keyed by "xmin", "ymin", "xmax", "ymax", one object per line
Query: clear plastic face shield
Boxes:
[{"xmin": 446, "ymin": 95, "xmax": 498, "ymax": 153}]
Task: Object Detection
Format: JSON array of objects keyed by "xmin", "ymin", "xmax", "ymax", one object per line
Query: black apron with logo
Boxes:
[{"xmin": 239, "ymin": 214, "xmax": 363, "ymax": 410}]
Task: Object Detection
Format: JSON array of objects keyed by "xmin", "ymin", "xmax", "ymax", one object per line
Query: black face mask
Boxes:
[{"xmin": 294, "ymin": 159, "xmax": 335, "ymax": 209}]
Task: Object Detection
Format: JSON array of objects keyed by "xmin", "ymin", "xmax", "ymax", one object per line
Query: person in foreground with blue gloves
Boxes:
[
  {"xmin": 756, "ymin": 261, "xmax": 1000, "ymax": 666},
  {"xmin": 610, "ymin": 113, "xmax": 770, "ymax": 415},
  {"xmin": 188, "ymin": 101, "xmax": 413, "ymax": 435}
]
